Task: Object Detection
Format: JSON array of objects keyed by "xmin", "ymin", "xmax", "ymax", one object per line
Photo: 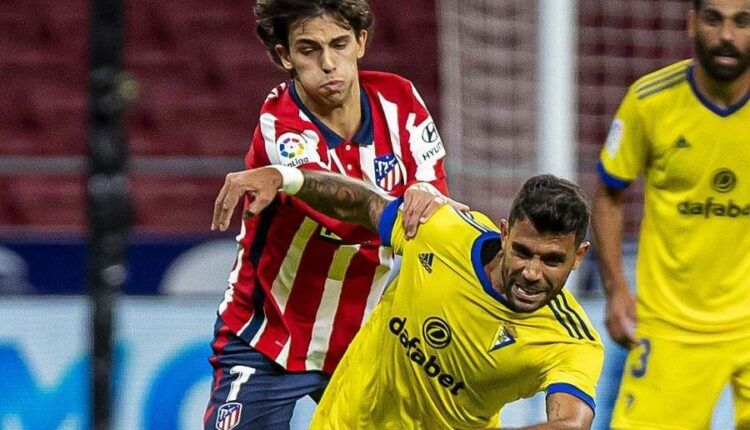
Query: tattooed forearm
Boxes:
[{"xmin": 296, "ymin": 170, "xmax": 391, "ymax": 232}]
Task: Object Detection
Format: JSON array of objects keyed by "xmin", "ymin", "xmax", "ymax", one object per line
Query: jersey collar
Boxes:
[
  {"xmin": 687, "ymin": 64, "xmax": 750, "ymax": 117},
  {"xmin": 289, "ymin": 81, "xmax": 374, "ymax": 148}
]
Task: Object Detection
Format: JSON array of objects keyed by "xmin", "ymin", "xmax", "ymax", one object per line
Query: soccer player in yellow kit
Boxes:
[
  {"xmin": 213, "ymin": 167, "xmax": 604, "ymax": 429},
  {"xmin": 593, "ymin": 0, "xmax": 750, "ymax": 428}
]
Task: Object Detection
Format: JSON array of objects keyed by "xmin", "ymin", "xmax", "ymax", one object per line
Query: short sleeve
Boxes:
[
  {"xmin": 253, "ymin": 112, "xmax": 328, "ymax": 171},
  {"xmin": 598, "ymin": 87, "xmax": 650, "ymax": 190},
  {"xmin": 378, "ymin": 197, "xmax": 407, "ymax": 254},
  {"xmin": 540, "ymin": 343, "xmax": 604, "ymax": 413},
  {"xmin": 402, "ymin": 84, "xmax": 448, "ymax": 193}
]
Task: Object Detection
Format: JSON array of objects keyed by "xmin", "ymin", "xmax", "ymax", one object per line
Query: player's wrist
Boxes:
[{"xmin": 269, "ymin": 165, "xmax": 304, "ymax": 195}]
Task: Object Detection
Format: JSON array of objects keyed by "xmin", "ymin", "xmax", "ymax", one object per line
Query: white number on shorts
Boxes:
[{"xmin": 227, "ymin": 365, "xmax": 256, "ymax": 401}]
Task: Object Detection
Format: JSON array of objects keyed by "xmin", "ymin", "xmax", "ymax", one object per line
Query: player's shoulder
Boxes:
[
  {"xmin": 359, "ymin": 70, "xmax": 415, "ymax": 98},
  {"xmin": 540, "ymin": 289, "xmax": 601, "ymax": 345},
  {"xmin": 628, "ymin": 59, "xmax": 692, "ymax": 102},
  {"xmin": 258, "ymin": 81, "xmax": 309, "ymax": 126}
]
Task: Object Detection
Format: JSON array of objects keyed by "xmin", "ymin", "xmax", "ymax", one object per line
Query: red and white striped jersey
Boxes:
[{"xmin": 218, "ymin": 71, "xmax": 448, "ymax": 373}]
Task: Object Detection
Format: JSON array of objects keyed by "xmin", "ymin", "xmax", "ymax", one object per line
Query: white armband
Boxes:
[{"xmin": 269, "ymin": 165, "xmax": 304, "ymax": 195}]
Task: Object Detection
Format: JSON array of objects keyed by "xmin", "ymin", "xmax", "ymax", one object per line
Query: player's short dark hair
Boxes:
[
  {"xmin": 693, "ymin": 0, "xmax": 701, "ymax": 10},
  {"xmin": 254, "ymin": 0, "xmax": 374, "ymax": 68},
  {"xmin": 508, "ymin": 175, "xmax": 590, "ymax": 245}
]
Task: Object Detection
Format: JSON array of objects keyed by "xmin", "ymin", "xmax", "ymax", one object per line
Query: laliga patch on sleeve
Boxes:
[
  {"xmin": 276, "ymin": 130, "xmax": 321, "ymax": 168},
  {"xmin": 604, "ymin": 119, "xmax": 624, "ymax": 158},
  {"xmin": 408, "ymin": 116, "xmax": 446, "ymax": 164}
]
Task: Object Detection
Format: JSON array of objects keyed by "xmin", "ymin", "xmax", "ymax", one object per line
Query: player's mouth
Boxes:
[
  {"xmin": 511, "ymin": 283, "xmax": 547, "ymax": 303},
  {"xmin": 712, "ymin": 47, "xmax": 740, "ymax": 66},
  {"xmin": 321, "ymin": 80, "xmax": 345, "ymax": 92}
]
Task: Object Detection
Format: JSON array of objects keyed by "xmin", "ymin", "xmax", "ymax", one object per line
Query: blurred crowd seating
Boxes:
[{"xmin": 0, "ymin": 0, "xmax": 440, "ymax": 233}]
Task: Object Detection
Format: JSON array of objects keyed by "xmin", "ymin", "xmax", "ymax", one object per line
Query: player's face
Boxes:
[
  {"xmin": 689, "ymin": 0, "xmax": 750, "ymax": 81},
  {"xmin": 276, "ymin": 14, "xmax": 367, "ymax": 109},
  {"xmin": 498, "ymin": 218, "xmax": 588, "ymax": 313}
]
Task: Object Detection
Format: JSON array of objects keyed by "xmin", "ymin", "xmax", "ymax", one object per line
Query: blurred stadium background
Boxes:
[{"xmin": 0, "ymin": 0, "xmax": 734, "ymax": 428}]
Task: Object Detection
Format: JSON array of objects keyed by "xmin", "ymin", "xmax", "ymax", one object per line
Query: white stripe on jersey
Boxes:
[
  {"xmin": 220, "ymin": 221, "xmax": 248, "ymax": 315},
  {"xmin": 305, "ymin": 244, "xmax": 361, "ymax": 370},
  {"xmin": 362, "ymin": 247, "xmax": 396, "ymax": 323},
  {"xmin": 273, "ymin": 217, "xmax": 318, "ymax": 314},
  {"xmin": 275, "ymin": 337, "xmax": 292, "ymax": 368},
  {"xmin": 328, "ymin": 148, "xmax": 347, "ymax": 175},
  {"xmin": 377, "ymin": 94, "xmax": 408, "ymax": 182},
  {"xmin": 260, "ymin": 113, "xmax": 281, "ymax": 165},
  {"xmin": 358, "ymin": 140, "xmax": 378, "ymax": 188}
]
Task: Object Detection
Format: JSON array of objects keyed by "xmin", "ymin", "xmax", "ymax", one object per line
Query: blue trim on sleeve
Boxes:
[
  {"xmin": 547, "ymin": 383, "xmax": 596, "ymax": 414},
  {"xmin": 687, "ymin": 64, "xmax": 750, "ymax": 117},
  {"xmin": 596, "ymin": 162, "xmax": 631, "ymax": 191},
  {"xmin": 471, "ymin": 231, "xmax": 508, "ymax": 306},
  {"xmin": 378, "ymin": 197, "xmax": 403, "ymax": 247}
]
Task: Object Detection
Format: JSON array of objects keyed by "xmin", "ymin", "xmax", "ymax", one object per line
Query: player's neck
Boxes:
[
  {"xmin": 484, "ymin": 251, "xmax": 504, "ymax": 295},
  {"xmin": 294, "ymin": 80, "xmax": 363, "ymax": 140},
  {"xmin": 693, "ymin": 63, "xmax": 750, "ymax": 108}
]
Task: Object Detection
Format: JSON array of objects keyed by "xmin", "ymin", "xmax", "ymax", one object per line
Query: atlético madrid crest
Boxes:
[
  {"xmin": 216, "ymin": 402, "xmax": 242, "ymax": 430},
  {"xmin": 374, "ymin": 154, "xmax": 403, "ymax": 192}
]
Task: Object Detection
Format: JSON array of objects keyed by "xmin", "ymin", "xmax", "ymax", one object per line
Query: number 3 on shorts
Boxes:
[
  {"xmin": 630, "ymin": 338, "xmax": 651, "ymax": 378},
  {"xmin": 227, "ymin": 365, "xmax": 256, "ymax": 401}
]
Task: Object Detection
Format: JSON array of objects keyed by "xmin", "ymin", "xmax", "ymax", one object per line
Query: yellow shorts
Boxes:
[{"xmin": 611, "ymin": 333, "xmax": 750, "ymax": 430}]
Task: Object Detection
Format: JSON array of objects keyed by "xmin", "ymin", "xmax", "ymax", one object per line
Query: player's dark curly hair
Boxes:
[
  {"xmin": 254, "ymin": 0, "xmax": 374, "ymax": 68},
  {"xmin": 508, "ymin": 175, "xmax": 590, "ymax": 245}
]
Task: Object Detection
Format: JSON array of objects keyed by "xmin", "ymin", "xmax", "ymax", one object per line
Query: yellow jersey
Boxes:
[
  {"xmin": 309, "ymin": 200, "xmax": 603, "ymax": 429},
  {"xmin": 599, "ymin": 59, "xmax": 750, "ymax": 341}
]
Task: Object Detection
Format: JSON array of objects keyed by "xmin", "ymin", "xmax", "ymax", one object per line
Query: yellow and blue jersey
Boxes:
[
  {"xmin": 309, "ymin": 199, "xmax": 603, "ymax": 429},
  {"xmin": 599, "ymin": 59, "xmax": 750, "ymax": 341}
]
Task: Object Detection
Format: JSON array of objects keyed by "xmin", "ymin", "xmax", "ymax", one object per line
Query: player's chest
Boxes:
[
  {"xmin": 648, "ymin": 111, "xmax": 750, "ymax": 193},
  {"xmin": 314, "ymin": 135, "xmax": 409, "ymax": 196}
]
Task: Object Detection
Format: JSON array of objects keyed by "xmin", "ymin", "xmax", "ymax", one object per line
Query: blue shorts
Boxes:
[{"xmin": 203, "ymin": 318, "xmax": 330, "ymax": 430}]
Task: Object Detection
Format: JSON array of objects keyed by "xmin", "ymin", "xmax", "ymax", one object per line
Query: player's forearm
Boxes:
[
  {"xmin": 591, "ymin": 180, "xmax": 629, "ymax": 298},
  {"xmin": 296, "ymin": 170, "xmax": 392, "ymax": 232}
]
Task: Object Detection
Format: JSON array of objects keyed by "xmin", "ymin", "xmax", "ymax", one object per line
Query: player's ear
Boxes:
[
  {"xmin": 356, "ymin": 30, "xmax": 368, "ymax": 59},
  {"xmin": 500, "ymin": 219, "xmax": 509, "ymax": 238},
  {"xmin": 275, "ymin": 44, "xmax": 294, "ymax": 71},
  {"xmin": 687, "ymin": 9, "xmax": 696, "ymax": 39},
  {"xmin": 572, "ymin": 241, "xmax": 590, "ymax": 270}
]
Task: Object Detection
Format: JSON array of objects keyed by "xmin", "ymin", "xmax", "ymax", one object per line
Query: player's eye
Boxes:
[
  {"xmin": 735, "ymin": 14, "xmax": 750, "ymax": 28},
  {"xmin": 703, "ymin": 11, "xmax": 723, "ymax": 26}
]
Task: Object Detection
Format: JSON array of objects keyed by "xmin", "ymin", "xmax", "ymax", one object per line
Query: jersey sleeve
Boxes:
[
  {"xmin": 246, "ymin": 112, "xmax": 329, "ymax": 171},
  {"xmin": 539, "ymin": 342, "xmax": 604, "ymax": 414},
  {"xmin": 378, "ymin": 199, "xmax": 498, "ymax": 258},
  {"xmin": 598, "ymin": 86, "xmax": 650, "ymax": 190},
  {"xmin": 401, "ymin": 83, "xmax": 448, "ymax": 194}
]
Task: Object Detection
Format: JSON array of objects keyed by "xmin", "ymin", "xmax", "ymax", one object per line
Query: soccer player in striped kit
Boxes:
[{"xmin": 203, "ymin": 0, "xmax": 465, "ymax": 428}]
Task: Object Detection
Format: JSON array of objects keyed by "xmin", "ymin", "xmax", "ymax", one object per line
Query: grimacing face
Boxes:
[
  {"xmin": 690, "ymin": 0, "xmax": 750, "ymax": 81},
  {"xmin": 275, "ymin": 14, "xmax": 367, "ymax": 109},
  {"xmin": 498, "ymin": 218, "xmax": 589, "ymax": 313}
]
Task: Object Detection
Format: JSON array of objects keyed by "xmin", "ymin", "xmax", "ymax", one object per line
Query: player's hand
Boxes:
[
  {"xmin": 605, "ymin": 286, "xmax": 638, "ymax": 349},
  {"xmin": 402, "ymin": 182, "xmax": 470, "ymax": 240},
  {"xmin": 212, "ymin": 167, "xmax": 283, "ymax": 231}
]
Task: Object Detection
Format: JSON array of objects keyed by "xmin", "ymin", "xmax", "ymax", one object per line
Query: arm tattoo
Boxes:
[{"xmin": 296, "ymin": 170, "xmax": 391, "ymax": 232}]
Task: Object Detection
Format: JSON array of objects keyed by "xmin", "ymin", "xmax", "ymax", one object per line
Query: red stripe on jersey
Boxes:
[
  {"xmin": 244, "ymin": 200, "xmax": 308, "ymax": 356},
  {"xmin": 321, "ymin": 245, "xmax": 381, "ymax": 373},
  {"xmin": 282, "ymin": 231, "xmax": 341, "ymax": 371},
  {"xmin": 205, "ymin": 324, "xmax": 232, "ymax": 424}
]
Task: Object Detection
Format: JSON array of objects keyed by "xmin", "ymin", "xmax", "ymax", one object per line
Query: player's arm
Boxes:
[
  {"xmin": 592, "ymin": 180, "xmax": 637, "ymax": 349},
  {"xmin": 212, "ymin": 166, "xmax": 391, "ymax": 233},
  {"xmin": 592, "ymin": 86, "xmax": 646, "ymax": 350},
  {"xmin": 491, "ymin": 392, "xmax": 593, "ymax": 429}
]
